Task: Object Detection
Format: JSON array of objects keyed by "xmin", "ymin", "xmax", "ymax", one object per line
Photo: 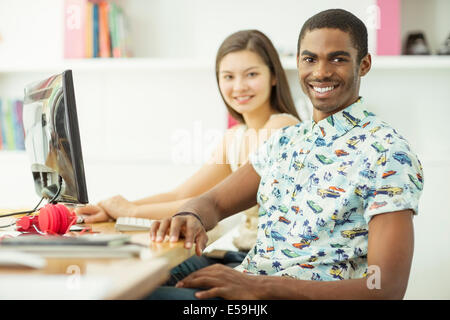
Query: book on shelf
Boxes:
[
  {"xmin": 93, "ymin": 1, "xmax": 99, "ymax": 57},
  {"xmin": 63, "ymin": 0, "xmax": 130, "ymax": 59},
  {"xmin": 84, "ymin": 1, "xmax": 94, "ymax": 58},
  {"xmin": 0, "ymin": 98, "xmax": 25, "ymax": 151},
  {"xmin": 98, "ymin": 1, "xmax": 111, "ymax": 58},
  {"xmin": 13, "ymin": 100, "xmax": 25, "ymax": 150}
]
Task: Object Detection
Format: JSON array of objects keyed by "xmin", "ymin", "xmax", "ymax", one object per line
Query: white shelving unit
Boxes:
[{"xmin": 1, "ymin": 56, "xmax": 450, "ymax": 74}]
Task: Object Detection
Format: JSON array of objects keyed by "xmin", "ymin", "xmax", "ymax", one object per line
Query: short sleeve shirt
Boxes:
[{"xmin": 234, "ymin": 98, "xmax": 424, "ymax": 281}]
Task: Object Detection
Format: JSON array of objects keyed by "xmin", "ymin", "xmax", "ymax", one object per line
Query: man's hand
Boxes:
[
  {"xmin": 175, "ymin": 264, "xmax": 262, "ymax": 300},
  {"xmin": 150, "ymin": 213, "xmax": 208, "ymax": 256}
]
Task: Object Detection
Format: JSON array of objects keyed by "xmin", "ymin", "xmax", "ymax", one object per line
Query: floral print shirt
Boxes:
[{"xmin": 234, "ymin": 98, "xmax": 423, "ymax": 281}]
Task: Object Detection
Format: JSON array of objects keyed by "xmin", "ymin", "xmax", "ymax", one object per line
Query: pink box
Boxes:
[
  {"xmin": 376, "ymin": 0, "xmax": 401, "ymax": 55},
  {"xmin": 64, "ymin": 0, "xmax": 87, "ymax": 59}
]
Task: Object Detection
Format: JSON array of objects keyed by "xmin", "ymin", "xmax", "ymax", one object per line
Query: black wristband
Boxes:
[{"xmin": 172, "ymin": 211, "xmax": 205, "ymax": 229}]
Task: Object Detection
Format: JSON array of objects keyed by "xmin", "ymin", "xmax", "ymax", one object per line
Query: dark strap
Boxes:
[{"xmin": 172, "ymin": 211, "xmax": 205, "ymax": 229}]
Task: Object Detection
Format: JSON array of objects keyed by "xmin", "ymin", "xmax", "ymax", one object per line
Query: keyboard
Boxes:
[{"xmin": 114, "ymin": 217, "xmax": 154, "ymax": 231}]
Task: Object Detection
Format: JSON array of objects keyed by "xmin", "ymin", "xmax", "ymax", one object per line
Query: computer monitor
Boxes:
[{"xmin": 22, "ymin": 70, "xmax": 88, "ymax": 204}]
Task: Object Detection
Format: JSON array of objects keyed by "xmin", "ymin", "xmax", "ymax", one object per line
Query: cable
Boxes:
[
  {"xmin": 0, "ymin": 196, "xmax": 45, "ymax": 219},
  {"xmin": 0, "ymin": 176, "xmax": 64, "ymax": 229},
  {"xmin": 0, "ymin": 221, "xmax": 17, "ymax": 229},
  {"xmin": 48, "ymin": 177, "xmax": 63, "ymax": 204}
]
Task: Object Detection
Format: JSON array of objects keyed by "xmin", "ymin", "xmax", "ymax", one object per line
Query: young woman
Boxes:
[{"xmin": 76, "ymin": 29, "xmax": 301, "ymax": 252}]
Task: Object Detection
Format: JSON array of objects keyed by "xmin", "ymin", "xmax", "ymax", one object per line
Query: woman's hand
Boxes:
[
  {"xmin": 74, "ymin": 204, "xmax": 111, "ymax": 223},
  {"xmin": 150, "ymin": 213, "xmax": 208, "ymax": 256},
  {"xmin": 96, "ymin": 195, "xmax": 138, "ymax": 220},
  {"xmin": 75, "ymin": 195, "xmax": 137, "ymax": 223}
]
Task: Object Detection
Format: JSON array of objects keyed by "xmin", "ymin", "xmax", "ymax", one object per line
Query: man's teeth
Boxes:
[{"xmin": 313, "ymin": 86, "xmax": 335, "ymax": 93}]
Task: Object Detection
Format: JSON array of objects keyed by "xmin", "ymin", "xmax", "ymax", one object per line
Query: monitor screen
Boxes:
[{"xmin": 22, "ymin": 70, "xmax": 88, "ymax": 204}]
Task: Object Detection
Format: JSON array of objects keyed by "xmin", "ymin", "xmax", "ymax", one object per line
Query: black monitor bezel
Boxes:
[{"xmin": 61, "ymin": 70, "xmax": 88, "ymax": 204}]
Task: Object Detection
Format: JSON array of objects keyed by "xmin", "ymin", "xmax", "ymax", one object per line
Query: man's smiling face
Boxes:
[{"xmin": 297, "ymin": 28, "xmax": 371, "ymax": 122}]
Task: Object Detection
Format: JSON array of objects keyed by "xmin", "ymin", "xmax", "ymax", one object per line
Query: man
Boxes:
[{"xmin": 150, "ymin": 9, "xmax": 423, "ymax": 300}]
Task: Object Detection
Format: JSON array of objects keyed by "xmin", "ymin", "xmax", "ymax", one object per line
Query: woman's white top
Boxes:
[{"xmin": 228, "ymin": 113, "xmax": 299, "ymax": 251}]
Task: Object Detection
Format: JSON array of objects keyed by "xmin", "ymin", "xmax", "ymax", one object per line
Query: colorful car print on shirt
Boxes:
[
  {"xmin": 315, "ymin": 137, "xmax": 326, "ymax": 147},
  {"xmin": 408, "ymin": 174, "xmax": 423, "ymax": 190},
  {"xmin": 259, "ymin": 194, "xmax": 269, "ymax": 203},
  {"xmin": 369, "ymin": 201, "xmax": 388, "ymax": 210},
  {"xmin": 329, "ymin": 186, "xmax": 346, "ymax": 193},
  {"xmin": 382, "ymin": 170, "xmax": 397, "ymax": 179},
  {"xmin": 299, "ymin": 231, "xmax": 319, "ymax": 241},
  {"xmin": 376, "ymin": 185, "xmax": 403, "ymax": 197},
  {"xmin": 279, "ymin": 216, "xmax": 291, "ymax": 224},
  {"xmin": 335, "ymin": 149, "xmax": 349, "ymax": 157},
  {"xmin": 307, "ymin": 200, "xmax": 323, "ymax": 213},
  {"xmin": 343, "ymin": 111, "xmax": 360, "ymax": 126},
  {"xmin": 359, "ymin": 168, "xmax": 377, "ymax": 179},
  {"xmin": 369, "ymin": 126, "xmax": 381, "ymax": 135},
  {"xmin": 341, "ymin": 228, "xmax": 368, "ymax": 239},
  {"xmin": 271, "ymin": 230, "xmax": 286, "ymax": 241},
  {"xmin": 292, "ymin": 241, "xmax": 311, "ymax": 249},
  {"xmin": 317, "ymin": 188, "xmax": 341, "ymax": 199},
  {"xmin": 371, "ymin": 141, "xmax": 388, "ymax": 153},
  {"xmin": 377, "ymin": 153, "xmax": 387, "ymax": 166},
  {"xmin": 316, "ymin": 154, "xmax": 334, "ymax": 165},
  {"xmin": 393, "ymin": 151, "xmax": 412, "ymax": 166},
  {"xmin": 291, "ymin": 206, "xmax": 301, "ymax": 214},
  {"xmin": 416, "ymin": 173, "xmax": 423, "ymax": 183},
  {"xmin": 282, "ymin": 249, "xmax": 301, "ymax": 258}
]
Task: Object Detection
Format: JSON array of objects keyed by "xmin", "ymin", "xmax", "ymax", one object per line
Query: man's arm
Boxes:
[
  {"xmin": 255, "ymin": 209, "xmax": 414, "ymax": 299},
  {"xmin": 151, "ymin": 162, "xmax": 261, "ymax": 254},
  {"xmin": 179, "ymin": 209, "xmax": 414, "ymax": 300},
  {"xmin": 180, "ymin": 161, "xmax": 261, "ymax": 230}
]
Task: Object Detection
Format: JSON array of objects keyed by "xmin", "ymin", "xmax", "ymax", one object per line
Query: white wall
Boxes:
[
  {"xmin": 125, "ymin": 0, "xmax": 377, "ymax": 59},
  {"xmin": 0, "ymin": 0, "xmax": 449, "ymax": 299},
  {"xmin": 361, "ymin": 68, "xmax": 450, "ymax": 299}
]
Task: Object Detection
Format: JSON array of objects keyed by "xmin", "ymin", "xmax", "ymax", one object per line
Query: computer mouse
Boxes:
[{"xmin": 0, "ymin": 251, "xmax": 47, "ymax": 269}]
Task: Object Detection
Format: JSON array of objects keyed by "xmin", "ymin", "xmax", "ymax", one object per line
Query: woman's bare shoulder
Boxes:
[{"xmin": 263, "ymin": 113, "xmax": 300, "ymax": 130}]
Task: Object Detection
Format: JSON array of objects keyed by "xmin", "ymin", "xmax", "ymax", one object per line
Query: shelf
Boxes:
[
  {"xmin": 0, "ymin": 58, "xmax": 215, "ymax": 73},
  {"xmin": 0, "ymin": 56, "xmax": 449, "ymax": 74},
  {"xmin": 281, "ymin": 55, "xmax": 450, "ymax": 70},
  {"xmin": 0, "ymin": 150, "xmax": 27, "ymax": 157},
  {"xmin": 370, "ymin": 55, "xmax": 450, "ymax": 69}
]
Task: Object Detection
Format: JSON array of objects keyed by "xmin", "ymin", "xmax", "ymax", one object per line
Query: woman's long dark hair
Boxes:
[{"xmin": 215, "ymin": 30, "xmax": 300, "ymax": 123}]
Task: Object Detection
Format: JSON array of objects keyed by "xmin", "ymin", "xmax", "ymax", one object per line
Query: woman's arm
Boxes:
[{"xmin": 76, "ymin": 129, "xmax": 235, "ymax": 222}]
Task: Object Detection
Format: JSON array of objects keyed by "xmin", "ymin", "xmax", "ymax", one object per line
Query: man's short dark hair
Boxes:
[{"xmin": 297, "ymin": 9, "xmax": 368, "ymax": 63}]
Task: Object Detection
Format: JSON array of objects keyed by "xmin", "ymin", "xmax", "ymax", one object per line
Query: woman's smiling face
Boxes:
[
  {"xmin": 218, "ymin": 50, "xmax": 275, "ymax": 117},
  {"xmin": 297, "ymin": 28, "xmax": 371, "ymax": 122}
]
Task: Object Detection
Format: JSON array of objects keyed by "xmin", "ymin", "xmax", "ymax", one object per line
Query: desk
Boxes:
[{"xmin": 0, "ymin": 216, "xmax": 195, "ymax": 300}]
